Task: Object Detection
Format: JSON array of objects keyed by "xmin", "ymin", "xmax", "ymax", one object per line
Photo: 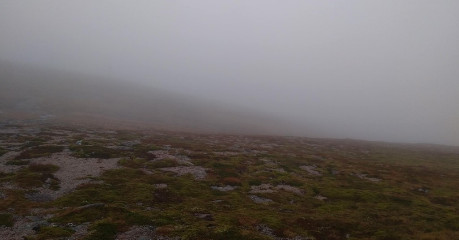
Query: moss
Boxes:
[
  {"xmin": 221, "ymin": 177, "xmax": 242, "ymax": 186},
  {"xmin": 445, "ymin": 216, "xmax": 459, "ymax": 231},
  {"xmin": 271, "ymin": 175, "xmax": 304, "ymax": 187},
  {"xmin": 373, "ymin": 230, "xmax": 402, "ymax": 240},
  {"xmin": 52, "ymin": 205, "xmax": 151, "ymax": 226},
  {"xmin": 212, "ymin": 162, "xmax": 240, "ymax": 178},
  {"xmin": 6, "ymin": 159, "xmax": 30, "ymax": 165},
  {"xmin": 21, "ymin": 140, "xmax": 45, "ymax": 149},
  {"xmin": 15, "ymin": 171, "xmax": 44, "ymax": 188},
  {"xmin": 69, "ymin": 145, "xmax": 119, "ymax": 158},
  {"xmin": 15, "ymin": 145, "xmax": 64, "ymax": 159},
  {"xmin": 53, "ymin": 184, "xmax": 118, "ymax": 207},
  {"xmin": 132, "ymin": 144, "xmax": 161, "ymax": 158},
  {"xmin": 13, "ymin": 164, "xmax": 60, "ymax": 189},
  {"xmin": 248, "ymin": 179, "xmax": 263, "ymax": 186},
  {"xmin": 146, "ymin": 159, "xmax": 180, "ymax": 168},
  {"xmin": 0, "ymin": 213, "xmax": 14, "ymax": 227},
  {"xmin": 28, "ymin": 163, "xmax": 60, "ymax": 173},
  {"xmin": 118, "ymin": 157, "xmax": 147, "ymax": 168},
  {"xmin": 0, "ymin": 147, "xmax": 7, "ymax": 157},
  {"xmin": 185, "ymin": 226, "xmax": 249, "ymax": 240},
  {"xmin": 0, "ymin": 171, "xmax": 14, "ymax": 180},
  {"xmin": 84, "ymin": 222, "xmax": 118, "ymax": 240}
]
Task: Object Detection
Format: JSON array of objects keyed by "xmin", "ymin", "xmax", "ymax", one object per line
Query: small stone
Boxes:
[
  {"xmin": 153, "ymin": 183, "xmax": 167, "ymax": 189},
  {"xmin": 194, "ymin": 213, "xmax": 214, "ymax": 221},
  {"xmin": 250, "ymin": 195, "xmax": 273, "ymax": 204},
  {"xmin": 211, "ymin": 185, "xmax": 237, "ymax": 191},
  {"xmin": 314, "ymin": 195, "xmax": 327, "ymax": 201},
  {"xmin": 24, "ymin": 193, "xmax": 53, "ymax": 202},
  {"xmin": 300, "ymin": 165, "xmax": 322, "ymax": 176}
]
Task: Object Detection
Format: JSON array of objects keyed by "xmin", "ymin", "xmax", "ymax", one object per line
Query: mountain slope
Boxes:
[{"xmin": 0, "ymin": 62, "xmax": 301, "ymax": 135}]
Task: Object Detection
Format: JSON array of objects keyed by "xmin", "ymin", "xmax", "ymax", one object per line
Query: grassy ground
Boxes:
[{"xmin": 0, "ymin": 124, "xmax": 458, "ymax": 239}]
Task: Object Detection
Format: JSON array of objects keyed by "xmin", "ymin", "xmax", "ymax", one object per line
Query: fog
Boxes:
[{"xmin": 1, "ymin": 1, "xmax": 458, "ymax": 146}]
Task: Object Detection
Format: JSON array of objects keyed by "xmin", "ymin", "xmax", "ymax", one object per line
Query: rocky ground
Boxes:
[{"xmin": 0, "ymin": 121, "xmax": 458, "ymax": 239}]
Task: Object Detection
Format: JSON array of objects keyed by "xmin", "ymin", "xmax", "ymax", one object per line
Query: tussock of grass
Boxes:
[
  {"xmin": 69, "ymin": 145, "xmax": 119, "ymax": 158},
  {"xmin": 15, "ymin": 145, "xmax": 64, "ymax": 159},
  {"xmin": 118, "ymin": 157, "xmax": 147, "ymax": 168},
  {"xmin": 6, "ymin": 159, "xmax": 30, "ymax": 165},
  {"xmin": 14, "ymin": 164, "xmax": 60, "ymax": 189}
]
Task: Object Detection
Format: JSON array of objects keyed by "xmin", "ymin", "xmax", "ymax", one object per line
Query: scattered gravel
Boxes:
[
  {"xmin": 0, "ymin": 215, "xmax": 47, "ymax": 240},
  {"xmin": 213, "ymin": 151, "xmax": 240, "ymax": 156},
  {"xmin": 249, "ymin": 184, "xmax": 276, "ymax": 194},
  {"xmin": 249, "ymin": 184, "xmax": 303, "ymax": 195},
  {"xmin": 160, "ymin": 166, "xmax": 207, "ymax": 180},
  {"xmin": 24, "ymin": 192, "xmax": 53, "ymax": 202},
  {"xmin": 149, "ymin": 150, "xmax": 193, "ymax": 166},
  {"xmin": 276, "ymin": 185, "xmax": 303, "ymax": 195},
  {"xmin": 211, "ymin": 185, "xmax": 237, "ymax": 191},
  {"xmin": 68, "ymin": 222, "xmax": 90, "ymax": 240},
  {"xmin": 352, "ymin": 173, "xmax": 382, "ymax": 182},
  {"xmin": 0, "ymin": 151, "xmax": 22, "ymax": 173},
  {"xmin": 194, "ymin": 213, "xmax": 214, "ymax": 221},
  {"xmin": 314, "ymin": 195, "xmax": 328, "ymax": 201},
  {"xmin": 249, "ymin": 195, "xmax": 273, "ymax": 204},
  {"xmin": 256, "ymin": 224, "xmax": 312, "ymax": 240},
  {"xmin": 154, "ymin": 184, "xmax": 168, "ymax": 189},
  {"xmin": 260, "ymin": 158, "xmax": 278, "ymax": 167},
  {"xmin": 28, "ymin": 150, "xmax": 120, "ymax": 199},
  {"xmin": 300, "ymin": 165, "xmax": 322, "ymax": 176}
]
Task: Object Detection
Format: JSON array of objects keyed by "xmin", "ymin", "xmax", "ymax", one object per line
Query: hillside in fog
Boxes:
[{"xmin": 0, "ymin": 62, "xmax": 302, "ymax": 135}]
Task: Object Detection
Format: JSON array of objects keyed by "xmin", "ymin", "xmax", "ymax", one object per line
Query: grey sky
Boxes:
[{"xmin": 1, "ymin": 1, "xmax": 459, "ymax": 145}]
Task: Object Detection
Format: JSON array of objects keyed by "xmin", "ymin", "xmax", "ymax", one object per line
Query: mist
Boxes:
[{"xmin": 1, "ymin": 1, "xmax": 458, "ymax": 146}]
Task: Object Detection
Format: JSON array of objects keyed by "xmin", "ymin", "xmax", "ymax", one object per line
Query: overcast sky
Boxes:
[{"xmin": 1, "ymin": 1, "xmax": 459, "ymax": 145}]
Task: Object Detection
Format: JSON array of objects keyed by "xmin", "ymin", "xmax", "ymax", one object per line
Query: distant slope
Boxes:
[{"xmin": 0, "ymin": 61, "xmax": 301, "ymax": 135}]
